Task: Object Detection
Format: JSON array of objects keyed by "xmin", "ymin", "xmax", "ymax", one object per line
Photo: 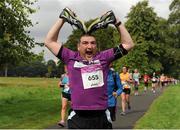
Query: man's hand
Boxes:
[
  {"xmin": 113, "ymin": 92, "xmax": 118, "ymax": 98},
  {"xmin": 87, "ymin": 10, "xmax": 117, "ymax": 34},
  {"xmin": 114, "ymin": 17, "xmax": 122, "ymax": 27},
  {"xmin": 59, "ymin": 7, "xmax": 87, "ymax": 34},
  {"xmin": 59, "ymin": 7, "xmax": 77, "ymax": 24}
]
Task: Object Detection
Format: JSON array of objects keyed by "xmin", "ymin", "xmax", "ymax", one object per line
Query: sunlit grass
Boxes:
[
  {"xmin": 134, "ymin": 84, "xmax": 180, "ymax": 129},
  {"xmin": 0, "ymin": 77, "xmax": 61, "ymax": 129}
]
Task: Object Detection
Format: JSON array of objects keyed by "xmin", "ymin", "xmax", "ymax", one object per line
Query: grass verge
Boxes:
[
  {"xmin": 134, "ymin": 84, "xmax": 180, "ymax": 129},
  {"xmin": 0, "ymin": 77, "xmax": 61, "ymax": 129}
]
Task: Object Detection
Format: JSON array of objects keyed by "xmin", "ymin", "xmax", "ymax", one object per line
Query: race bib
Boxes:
[
  {"xmin": 122, "ymin": 81, "xmax": 130, "ymax": 89},
  {"xmin": 152, "ymin": 77, "xmax": 156, "ymax": 82},
  {"xmin": 123, "ymin": 84, "xmax": 130, "ymax": 89},
  {"xmin": 81, "ymin": 64, "xmax": 104, "ymax": 89},
  {"xmin": 64, "ymin": 85, "xmax": 70, "ymax": 92}
]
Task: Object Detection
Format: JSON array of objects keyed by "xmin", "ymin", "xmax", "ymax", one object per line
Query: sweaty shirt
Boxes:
[
  {"xmin": 57, "ymin": 47, "xmax": 115, "ymax": 110},
  {"xmin": 144, "ymin": 74, "xmax": 149, "ymax": 82},
  {"xmin": 132, "ymin": 73, "xmax": 140, "ymax": 83},
  {"xmin": 120, "ymin": 72, "xmax": 131, "ymax": 89}
]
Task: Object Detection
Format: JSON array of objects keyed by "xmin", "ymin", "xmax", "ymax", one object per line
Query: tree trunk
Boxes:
[{"xmin": 4, "ymin": 64, "xmax": 8, "ymax": 77}]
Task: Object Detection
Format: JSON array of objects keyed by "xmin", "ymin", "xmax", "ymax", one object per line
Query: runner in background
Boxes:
[
  {"xmin": 132, "ymin": 69, "xmax": 140, "ymax": 96},
  {"xmin": 151, "ymin": 72, "xmax": 158, "ymax": 93},
  {"xmin": 143, "ymin": 72, "xmax": 150, "ymax": 92},
  {"xmin": 58, "ymin": 65, "xmax": 71, "ymax": 127},
  {"xmin": 107, "ymin": 63, "xmax": 123, "ymax": 121},
  {"xmin": 120, "ymin": 66, "xmax": 133, "ymax": 115},
  {"xmin": 160, "ymin": 73, "xmax": 165, "ymax": 89}
]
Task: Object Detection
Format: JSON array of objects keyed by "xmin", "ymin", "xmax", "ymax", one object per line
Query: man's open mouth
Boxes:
[{"xmin": 85, "ymin": 50, "xmax": 93, "ymax": 55}]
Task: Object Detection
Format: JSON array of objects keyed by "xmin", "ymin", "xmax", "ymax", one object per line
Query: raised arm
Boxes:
[
  {"xmin": 44, "ymin": 18, "xmax": 64, "ymax": 56},
  {"xmin": 115, "ymin": 19, "xmax": 134, "ymax": 51},
  {"xmin": 44, "ymin": 7, "xmax": 87, "ymax": 56}
]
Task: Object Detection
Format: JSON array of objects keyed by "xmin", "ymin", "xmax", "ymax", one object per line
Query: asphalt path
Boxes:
[
  {"xmin": 113, "ymin": 88, "xmax": 162, "ymax": 129},
  {"xmin": 47, "ymin": 88, "xmax": 162, "ymax": 129}
]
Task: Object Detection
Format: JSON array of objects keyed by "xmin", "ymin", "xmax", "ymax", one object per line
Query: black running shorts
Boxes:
[
  {"xmin": 67, "ymin": 109, "xmax": 112, "ymax": 129},
  {"xmin": 123, "ymin": 88, "xmax": 131, "ymax": 94},
  {"xmin": 62, "ymin": 92, "xmax": 71, "ymax": 101}
]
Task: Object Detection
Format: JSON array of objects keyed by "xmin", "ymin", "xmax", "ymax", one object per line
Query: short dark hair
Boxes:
[{"xmin": 78, "ymin": 34, "xmax": 96, "ymax": 43}]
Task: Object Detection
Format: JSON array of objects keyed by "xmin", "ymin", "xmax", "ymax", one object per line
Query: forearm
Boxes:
[
  {"xmin": 58, "ymin": 81, "xmax": 62, "ymax": 87},
  {"xmin": 116, "ymin": 23, "xmax": 134, "ymax": 51},
  {"xmin": 44, "ymin": 18, "xmax": 64, "ymax": 55},
  {"xmin": 45, "ymin": 19, "xmax": 64, "ymax": 43},
  {"xmin": 116, "ymin": 76, "xmax": 123, "ymax": 95},
  {"xmin": 116, "ymin": 87, "xmax": 123, "ymax": 96}
]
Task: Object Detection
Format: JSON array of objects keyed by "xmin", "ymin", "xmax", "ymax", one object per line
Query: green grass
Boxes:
[
  {"xmin": 134, "ymin": 84, "xmax": 180, "ymax": 129},
  {"xmin": 0, "ymin": 77, "xmax": 61, "ymax": 129}
]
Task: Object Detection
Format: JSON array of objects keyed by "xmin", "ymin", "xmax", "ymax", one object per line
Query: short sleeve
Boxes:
[
  {"xmin": 56, "ymin": 46, "xmax": 76, "ymax": 64},
  {"xmin": 100, "ymin": 48, "xmax": 115, "ymax": 63}
]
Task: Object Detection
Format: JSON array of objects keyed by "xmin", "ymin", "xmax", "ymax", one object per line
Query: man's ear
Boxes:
[{"xmin": 77, "ymin": 43, "xmax": 80, "ymax": 51}]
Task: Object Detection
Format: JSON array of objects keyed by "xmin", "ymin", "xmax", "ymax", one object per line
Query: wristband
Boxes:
[{"xmin": 115, "ymin": 21, "xmax": 122, "ymax": 27}]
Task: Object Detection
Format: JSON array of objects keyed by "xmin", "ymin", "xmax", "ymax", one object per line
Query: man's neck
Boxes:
[{"xmin": 80, "ymin": 55, "xmax": 93, "ymax": 62}]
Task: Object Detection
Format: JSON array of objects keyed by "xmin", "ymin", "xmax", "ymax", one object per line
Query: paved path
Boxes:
[
  {"xmin": 47, "ymin": 88, "xmax": 162, "ymax": 129},
  {"xmin": 113, "ymin": 88, "xmax": 162, "ymax": 129}
]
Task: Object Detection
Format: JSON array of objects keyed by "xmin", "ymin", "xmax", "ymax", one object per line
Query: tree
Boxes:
[
  {"xmin": 114, "ymin": 0, "xmax": 163, "ymax": 74},
  {"xmin": 46, "ymin": 60, "xmax": 57, "ymax": 77},
  {"xmin": 0, "ymin": 0, "xmax": 37, "ymax": 76},
  {"xmin": 56, "ymin": 60, "xmax": 65, "ymax": 77},
  {"xmin": 165, "ymin": 0, "xmax": 180, "ymax": 78},
  {"xmin": 6, "ymin": 51, "xmax": 47, "ymax": 77}
]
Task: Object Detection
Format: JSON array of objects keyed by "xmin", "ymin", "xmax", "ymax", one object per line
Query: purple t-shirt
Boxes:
[{"xmin": 58, "ymin": 47, "xmax": 115, "ymax": 110}]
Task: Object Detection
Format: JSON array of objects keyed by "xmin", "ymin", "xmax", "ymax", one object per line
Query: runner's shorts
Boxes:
[
  {"xmin": 67, "ymin": 109, "xmax": 112, "ymax": 129},
  {"xmin": 161, "ymin": 81, "xmax": 165, "ymax": 87},
  {"xmin": 134, "ymin": 81, "xmax": 139, "ymax": 90},
  {"xmin": 123, "ymin": 88, "xmax": 131, "ymax": 94},
  {"xmin": 144, "ymin": 82, "xmax": 148, "ymax": 87},
  {"xmin": 62, "ymin": 92, "xmax": 71, "ymax": 101},
  {"xmin": 152, "ymin": 81, "xmax": 157, "ymax": 83}
]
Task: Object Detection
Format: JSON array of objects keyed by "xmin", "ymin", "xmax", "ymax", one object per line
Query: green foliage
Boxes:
[
  {"xmin": 46, "ymin": 60, "xmax": 57, "ymax": 77},
  {"xmin": 114, "ymin": 0, "xmax": 163, "ymax": 74},
  {"xmin": 0, "ymin": 77, "xmax": 60, "ymax": 129},
  {"xmin": 0, "ymin": 51, "xmax": 65, "ymax": 77},
  {"xmin": 164, "ymin": 0, "xmax": 180, "ymax": 78},
  {"xmin": 65, "ymin": 29, "xmax": 83, "ymax": 51},
  {"xmin": 57, "ymin": 60, "xmax": 65, "ymax": 75},
  {"xmin": 0, "ymin": 0, "xmax": 37, "ymax": 75},
  {"xmin": 135, "ymin": 84, "xmax": 180, "ymax": 129},
  {"xmin": 169, "ymin": 0, "xmax": 180, "ymax": 25},
  {"xmin": 126, "ymin": 0, "xmax": 158, "ymax": 42},
  {"xmin": 7, "ymin": 52, "xmax": 48, "ymax": 77}
]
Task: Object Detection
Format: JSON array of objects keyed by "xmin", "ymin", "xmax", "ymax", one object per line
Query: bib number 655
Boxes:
[{"xmin": 88, "ymin": 75, "xmax": 99, "ymax": 81}]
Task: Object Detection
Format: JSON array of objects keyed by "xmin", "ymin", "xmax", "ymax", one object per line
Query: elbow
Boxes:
[
  {"xmin": 44, "ymin": 37, "xmax": 51, "ymax": 47},
  {"xmin": 123, "ymin": 41, "xmax": 134, "ymax": 51},
  {"xmin": 129, "ymin": 41, "xmax": 135, "ymax": 50},
  {"xmin": 127, "ymin": 40, "xmax": 134, "ymax": 51}
]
